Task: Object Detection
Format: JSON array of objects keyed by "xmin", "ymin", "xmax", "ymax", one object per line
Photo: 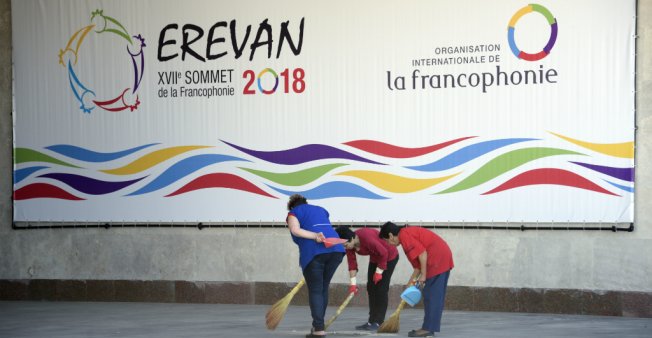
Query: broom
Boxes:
[
  {"xmin": 377, "ymin": 275, "xmax": 419, "ymax": 333},
  {"xmin": 324, "ymin": 289, "xmax": 356, "ymax": 329},
  {"xmin": 377, "ymin": 299, "xmax": 407, "ymax": 333},
  {"xmin": 265, "ymin": 278, "xmax": 305, "ymax": 330}
]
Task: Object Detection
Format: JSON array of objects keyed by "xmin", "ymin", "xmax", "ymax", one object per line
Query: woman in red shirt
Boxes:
[
  {"xmin": 379, "ymin": 222, "xmax": 454, "ymax": 338},
  {"xmin": 335, "ymin": 225, "xmax": 399, "ymax": 331}
]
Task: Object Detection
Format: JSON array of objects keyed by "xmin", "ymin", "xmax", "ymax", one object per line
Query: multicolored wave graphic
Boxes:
[{"xmin": 13, "ymin": 133, "xmax": 634, "ymax": 201}]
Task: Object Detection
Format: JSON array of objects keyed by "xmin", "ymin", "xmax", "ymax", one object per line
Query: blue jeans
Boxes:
[
  {"xmin": 302, "ymin": 252, "xmax": 344, "ymax": 331},
  {"xmin": 422, "ymin": 270, "xmax": 450, "ymax": 332}
]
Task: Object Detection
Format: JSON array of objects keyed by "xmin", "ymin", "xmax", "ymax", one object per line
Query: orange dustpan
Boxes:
[{"xmin": 323, "ymin": 237, "xmax": 347, "ymax": 248}]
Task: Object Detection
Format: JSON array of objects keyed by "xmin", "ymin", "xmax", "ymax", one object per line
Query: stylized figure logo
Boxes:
[
  {"xmin": 507, "ymin": 4, "xmax": 558, "ymax": 61},
  {"xmin": 58, "ymin": 10, "xmax": 145, "ymax": 113}
]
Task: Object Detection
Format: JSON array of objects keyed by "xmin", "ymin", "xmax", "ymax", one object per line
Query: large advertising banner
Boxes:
[{"xmin": 12, "ymin": 0, "xmax": 635, "ymax": 223}]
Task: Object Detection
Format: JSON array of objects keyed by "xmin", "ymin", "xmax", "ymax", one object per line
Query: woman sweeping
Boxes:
[
  {"xmin": 379, "ymin": 222, "xmax": 454, "ymax": 338},
  {"xmin": 335, "ymin": 225, "xmax": 399, "ymax": 331},
  {"xmin": 286, "ymin": 194, "xmax": 345, "ymax": 337}
]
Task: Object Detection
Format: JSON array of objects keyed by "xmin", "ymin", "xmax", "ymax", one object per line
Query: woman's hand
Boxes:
[
  {"xmin": 288, "ymin": 216, "xmax": 327, "ymax": 242},
  {"xmin": 348, "ymin": 276, "xmax": 359, "ymax": 294},
  {"xmin": 417, "ymin": 274, "xmax": 426, "ymax": 284},
  {"xmin": 410, "ymin": 269, "xmax": 421, "ymax": 285}
]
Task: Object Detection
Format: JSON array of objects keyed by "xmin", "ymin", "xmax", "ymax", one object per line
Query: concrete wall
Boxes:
[{"xmin": 1, "ymin": 0, "xmax": 651, "ymax": 316}]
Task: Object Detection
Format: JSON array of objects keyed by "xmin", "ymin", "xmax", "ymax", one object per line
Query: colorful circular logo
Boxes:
[
  {"xmin": 257, "ymin": 68, "xmax": 279, "ymax": 95},
  {"xmin": 58, "ymin": 10, "xmax": 145, "ymax": 113},
  {"xmin": 507, "ymin": 4, "xmax": 558, "ymax": 61}
]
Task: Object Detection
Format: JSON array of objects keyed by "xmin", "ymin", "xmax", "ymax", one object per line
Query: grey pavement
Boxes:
[{"xmin": 0, "ymin": 301, "xmax": 650, "ymax": 338}]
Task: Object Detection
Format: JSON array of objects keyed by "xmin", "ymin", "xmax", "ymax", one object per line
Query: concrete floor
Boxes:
[{"xmin": 0, "ymin": 301, "xmax": 650, "ymax": 338}]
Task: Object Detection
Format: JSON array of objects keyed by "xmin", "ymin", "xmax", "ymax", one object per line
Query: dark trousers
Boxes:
[
  {"xmin": 366, "ymin": 256, "xmax": 399, "ymax": 324},
  {"xmin": 422, "ymin": 270, "xmax": 450, "ymax": 332},
  {"xmin": 303, "ymin": 252, "xmax": 344, "ymax": 331}
]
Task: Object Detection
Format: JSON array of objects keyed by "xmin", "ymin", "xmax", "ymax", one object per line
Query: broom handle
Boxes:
[
  {"xmin": 324, "ymin": 291, "xmax": 355, "ymax": 329},
  {"xmin": 395, "ymin": 299, "xmax": 408, "ymax": 311},
  {"xmin": 289, "ymin": 278, "xmax": 305, "ymax": 296}
]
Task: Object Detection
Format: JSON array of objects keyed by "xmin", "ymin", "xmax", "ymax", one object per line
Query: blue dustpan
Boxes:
[{"xmin": 400, "ymin": 285, "xmax": 422, "ymax": 307}]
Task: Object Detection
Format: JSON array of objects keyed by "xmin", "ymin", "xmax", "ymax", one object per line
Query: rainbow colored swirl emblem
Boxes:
[
  {"xmin": 58, "ymin": 10, "xmax": 145, "ymax": 113},
  {"xmin": 507, "ymin": 4, "xmax": 558, "ymax": 61}
]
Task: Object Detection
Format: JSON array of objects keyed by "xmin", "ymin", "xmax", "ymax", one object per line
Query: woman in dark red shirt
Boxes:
[{"xmin": 335, "ymin": 225, "xmax": 399, "ymax": 331}]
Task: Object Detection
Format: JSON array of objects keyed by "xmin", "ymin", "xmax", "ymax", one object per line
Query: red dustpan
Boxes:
[{"xmin": 323, "ymin": 237, "xmax": 347, "ymax": 248}]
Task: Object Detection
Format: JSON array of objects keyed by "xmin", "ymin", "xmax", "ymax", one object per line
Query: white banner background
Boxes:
[{"xmin": 12, "ymin": 0, "xmax": 635, "ymax": 222}]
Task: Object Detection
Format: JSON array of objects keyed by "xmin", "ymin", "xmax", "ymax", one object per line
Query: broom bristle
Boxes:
[
  {"xmin": 265, "ymin": 296, "xmax": 292, "ymax": 330},
  {"xmin": 377, "ymin": 300, "xmax": 406, "ymax": 333},
  {"xmin": 265, "ymin": 279, "xmax": 305, "ymax": 330},
  {"xmin": 378, "ymin": 276, "xmax": 418, "ymax": 333}
]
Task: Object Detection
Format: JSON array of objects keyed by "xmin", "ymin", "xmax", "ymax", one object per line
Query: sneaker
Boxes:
[
  {"xmin": 355, "ymin": 322, "xmax": 371, "ymax": 330},
  {"xmin": 355, "ymin": 322, "xmax": 380, "ymax": 331}
]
